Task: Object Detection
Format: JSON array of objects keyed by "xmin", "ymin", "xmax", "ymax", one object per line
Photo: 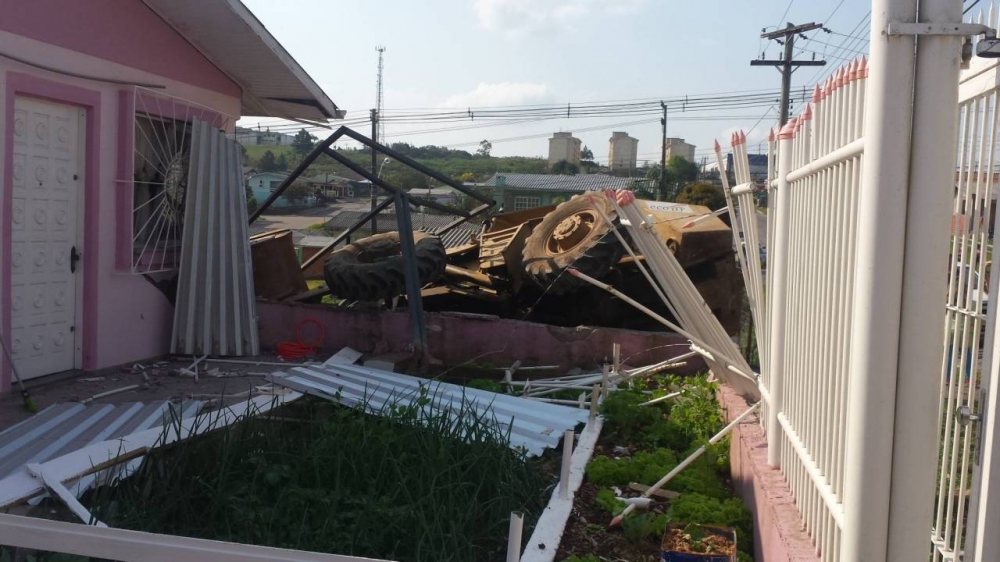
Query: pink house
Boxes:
[{"xmin": 0, "ymin": 0, "xmax": 340, "ymax": 393}]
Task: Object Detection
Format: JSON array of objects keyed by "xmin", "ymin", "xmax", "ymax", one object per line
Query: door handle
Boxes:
[{"xmin": 70, "ymin": 246, "xmax": 80, "ymax": 273}]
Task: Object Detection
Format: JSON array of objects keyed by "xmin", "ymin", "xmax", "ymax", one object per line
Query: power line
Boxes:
[
  {"xmin": 775, "ymin": 0, "xmax": 795, "ymax": 28},
  {"xmin": 242, "ymin": 91, "xmax": 786, "ymax": 135},
  {"xmin": 799, "ymin": 36, "xmax": 867, "ymax": 56},
  {"xmin": 805, "ymin": 12, "xmax": 871, "ymax": 86}
]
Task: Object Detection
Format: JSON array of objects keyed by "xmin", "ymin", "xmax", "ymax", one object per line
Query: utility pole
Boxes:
[
  {"xmin": 371, "ymin": 46, "xmax": 386, "ymax": 235},
  {"xmin": 370, "ymin": 108, "xmax": 379, "ymax": 234},
  {"xmin": 660, "ymin": 102, "xmax": 667, "ymax": 200},
  {"xmin": 751, "ymin": 22, "xmax": 826, "ymax": 126}
]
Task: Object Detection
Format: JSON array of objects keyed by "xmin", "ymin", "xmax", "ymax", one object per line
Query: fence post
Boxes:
[
  {"xmin": 842, "ymin": 0, "xmax": 961, "ymax": 559},
  {"xmin": 765, "ymin": 120, "xmax": 795, "ymax": 468},
  {"xmin": 890, "ymin": 1, "xmax": 965, "ymax": 560}
]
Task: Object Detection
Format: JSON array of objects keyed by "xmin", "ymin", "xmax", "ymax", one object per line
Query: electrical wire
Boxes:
[
  {"xmin": 240, "ymin": 89, "xmax": 787, "ymax": 135},
  {"xmin": 802, "ymin": 11, "xmax": 871, "ymax": 89},
  {"xmin": 775, "ymin": 0, "xmax": 795, "ymax": 28}
]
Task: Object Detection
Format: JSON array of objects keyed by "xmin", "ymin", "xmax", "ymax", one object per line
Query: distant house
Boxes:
[
  {"xmin": 248, "ymin": 171, "xmax": 315, "ymax": 208},
  {"xmin": 307, "ymin": 173, "xmax": 365, "ymax": 198},
  {"xmin": 414, "ymin": 187, "xmax": 459, "ymax": 206},
  {"xmin": 702, "ymin": 153, "xmax": 771, "ymax": 186},
  {"xmin": 482, "ymin": 173, "xmax": 635, "ymax": 212}
]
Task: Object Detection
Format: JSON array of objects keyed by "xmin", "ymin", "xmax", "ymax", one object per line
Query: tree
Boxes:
[
  {"xmin": 551, "ymin": 160, "xmax": 579, "ymax": 175},
  {"xmin": 580, "ymin": 145, "xmax": 594, "ymax": 162},
  {"xmin": 382, "ymin": 168, "xmax": 429, "ymax": 191},
  {"xmin": 476, "ymin": 140, "xmax": 492, "ymax": 157},
  {"xmin": 645, "ymin": 165, "xmax": 675, "ymax": 201},
  {"xmin": 292, "ymin": 128, "xmax": 316, "ymax": 156},
  {"xmin": 259, "ymin": 150, "xmax": 278, "ymax": 171},
  {"xmin": 282, "ymin": 180, "xmax": 313, "ymax": 205},
  {"xmin": 666, "ymin": 155, "xmax": 699, "ymax": 183},
  {"xmin": 276, "ymin": 153, "xmax": 289, "ymax": 171},
  {"xmin": 676, "ymin": 182, "xmax": 726, "ymax": 210},
  {"xmin": 457, "ymin": 172, "xmax": 476, "ymax": 183},
  {"xmin": 245, "ymin": 184, "xmax": 258, "ymax": 214}
]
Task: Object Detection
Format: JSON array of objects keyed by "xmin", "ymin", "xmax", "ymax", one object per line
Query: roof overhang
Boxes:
[{"xmin": 142, "ymin": 0, "xmax": 343, "ymax": 122}]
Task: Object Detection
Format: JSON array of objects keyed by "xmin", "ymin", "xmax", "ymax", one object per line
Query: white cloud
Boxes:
[
  {"xmin": 474, "ymin": 0, "xmax": 646, "ymax": 33},
  {"xmin": 441, "ymin": 82, "xmax": 553, "ymax": 108}
]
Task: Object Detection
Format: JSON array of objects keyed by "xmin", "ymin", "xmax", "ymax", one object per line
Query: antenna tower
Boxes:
[{"xmin": 375, "ymin": 46, "xmax": 386, "ymax": 142}]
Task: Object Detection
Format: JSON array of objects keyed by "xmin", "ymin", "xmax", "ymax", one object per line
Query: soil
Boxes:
[
  {"xmin": 554, "ymin": 482, "xmax": 664, "ymax": 562},
  {"xmin": 662, "ymin": 526, "xmax": 736, "ymax": 556}
]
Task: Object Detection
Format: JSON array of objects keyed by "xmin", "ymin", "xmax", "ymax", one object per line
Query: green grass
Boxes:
[{"xmin": 86, "ymin": 397, "xmax": 551, "ymax": 562}]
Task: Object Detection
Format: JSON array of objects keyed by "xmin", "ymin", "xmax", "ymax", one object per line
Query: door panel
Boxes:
[{"xmin": 9, "ymin": 97, "xmax": 83, "ymax": 379}]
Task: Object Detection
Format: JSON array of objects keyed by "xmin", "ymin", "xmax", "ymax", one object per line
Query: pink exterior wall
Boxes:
[
  {"xmin": 258, "ymin": 302, "xmax": 704, "ymax": 371},
  {"xmin": 717, "ymin": 383, "xmax": 820, "ymax": 562},
  {"xmin": 0, "ymin": 0, "xmax": 240, "ymax": 98},
  {"xmin": 0, "ymin": 15, "xmax": 241, "ymax": 392}
]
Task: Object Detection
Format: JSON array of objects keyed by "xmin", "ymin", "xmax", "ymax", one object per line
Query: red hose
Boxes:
[{"xmin": 276, "ymin": 318, "xmax": 325, "ymax": 360}]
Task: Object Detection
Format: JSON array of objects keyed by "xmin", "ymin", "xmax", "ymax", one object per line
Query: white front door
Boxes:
[{"xmin": 9, "ymin": 97, "xmax": 84, "ymax": 379}]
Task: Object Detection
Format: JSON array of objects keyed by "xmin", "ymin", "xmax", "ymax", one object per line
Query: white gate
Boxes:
[{"xmin": 934, "ymin": 28, "xmax": 1000, "ymax": 561}]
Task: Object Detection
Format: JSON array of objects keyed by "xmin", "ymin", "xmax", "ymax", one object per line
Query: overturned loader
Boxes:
[{"xmin": 321, "ymin": 192, "xmax": 743, "ymax": 334}]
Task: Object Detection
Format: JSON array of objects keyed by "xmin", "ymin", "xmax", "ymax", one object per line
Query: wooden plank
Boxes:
[{"xmin": 627, "ymin": 482, "xmax": 681, "ymax": 500}]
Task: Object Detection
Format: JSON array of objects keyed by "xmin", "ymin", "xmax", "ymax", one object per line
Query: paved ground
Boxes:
[
  {"xmin": 250, "ymin": 199, "xmax": 381, "ymax": 235},
  {"xmin": 757, "ymin": 210, "xmax": 768, "ymax": 247}
]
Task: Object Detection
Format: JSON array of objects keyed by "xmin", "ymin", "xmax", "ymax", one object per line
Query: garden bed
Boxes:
[
  {"xmin": 554, "ymin": 375, "xmax": 754, "ymax": 562},
  {"xmin": 82, "ymin": 397, "xmax": 558, "ymax": 562}
]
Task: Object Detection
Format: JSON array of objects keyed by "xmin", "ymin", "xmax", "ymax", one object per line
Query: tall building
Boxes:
[
  {"xmin": 548, "ymin": 132, "xmax": 582, "ymax": 168},
  {"xmin": 665, "ymin": 137, "xmax": 696, "ymax": 163},
  {"xmin": 608, "ymin": 131, "xmax": 639, "ymax": 173}
]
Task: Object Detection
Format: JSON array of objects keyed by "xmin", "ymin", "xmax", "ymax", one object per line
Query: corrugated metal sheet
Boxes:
[
  {"xmin": 432, "ymin": 226, "xmax": 478, "ymax": 249},
  {"xmin": 172, "ymin": 119, "xmax": 260, "ymax": 356},
  {"xmin": 323, "ymin": 211, "xmax": 481, "ymax": 250},
  {"xmin": 483, "ymin": 173, "xmax": 636, "ymax": 192},
  {"xmin": 0, "ymin": 401, "xmax": 203, "ymax": 481},
  {"xmin": 267, "ymin": 364, "xmax": 590, "ymax": 456}
]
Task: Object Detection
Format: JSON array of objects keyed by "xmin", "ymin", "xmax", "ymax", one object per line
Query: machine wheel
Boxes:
[
  {"xmin": 323, "ymin": 231, "xmax": 446, "ymax": 302},
  {"xmin": 522, "ymin": 194, "xmax": 625, "ymax": 293}
]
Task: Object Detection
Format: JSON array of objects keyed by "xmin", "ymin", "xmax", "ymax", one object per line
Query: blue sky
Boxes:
[{"xmin": 240, "ymin": 0, "xmax": 873, "ymax": 162}]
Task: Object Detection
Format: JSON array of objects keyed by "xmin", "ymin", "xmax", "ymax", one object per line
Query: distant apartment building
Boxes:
[
  {"xmin": 608, "ymin": 131, "xmax": 639, "ymax": 173},
  {"xmin": 234, "ymin": 126, "xmax": 295, "ymax": 146},
  {"xmin": 548, "ymin": 132, "xmax": 582, "ymax": 167},
  {"xmin": 665, "ymin": 137, "xmax": 696, "ymax": 163}
]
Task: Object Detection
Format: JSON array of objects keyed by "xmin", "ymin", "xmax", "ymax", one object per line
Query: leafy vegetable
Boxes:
[{"xmin": 594, "ymin": 487, "xmax": 626, "ymax": 515}]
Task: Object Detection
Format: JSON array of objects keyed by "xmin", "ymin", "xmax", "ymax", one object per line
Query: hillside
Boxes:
[{"xmin": 242, "ymin": 143, "xmax": 548, "ymax": 185}]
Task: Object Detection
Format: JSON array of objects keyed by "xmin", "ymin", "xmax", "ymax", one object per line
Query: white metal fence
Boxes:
[
  {"xmin": 737, "ymin": 1, "xmax": 971, "ymax": 559},
  {"xmin": 755, "ymin": 57, "xmax": 867, "ymax": 561},
  {"xmin": 932, "ymin": 19, "xmax": 1000, "ymax": 560}
]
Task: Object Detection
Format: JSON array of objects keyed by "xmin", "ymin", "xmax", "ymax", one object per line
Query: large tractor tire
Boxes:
[
  {"xmin": 522, "ymin": 194, "xmax": 625, "ymax": 294},
  {"xmin": 323, "ymin": 231, "xmax": 446, "ymax": 302}
]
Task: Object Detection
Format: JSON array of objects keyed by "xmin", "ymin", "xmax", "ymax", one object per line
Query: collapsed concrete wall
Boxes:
[{"xmin": 258, "ymin": 301, "xmax": 704, "ymax": 372}]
